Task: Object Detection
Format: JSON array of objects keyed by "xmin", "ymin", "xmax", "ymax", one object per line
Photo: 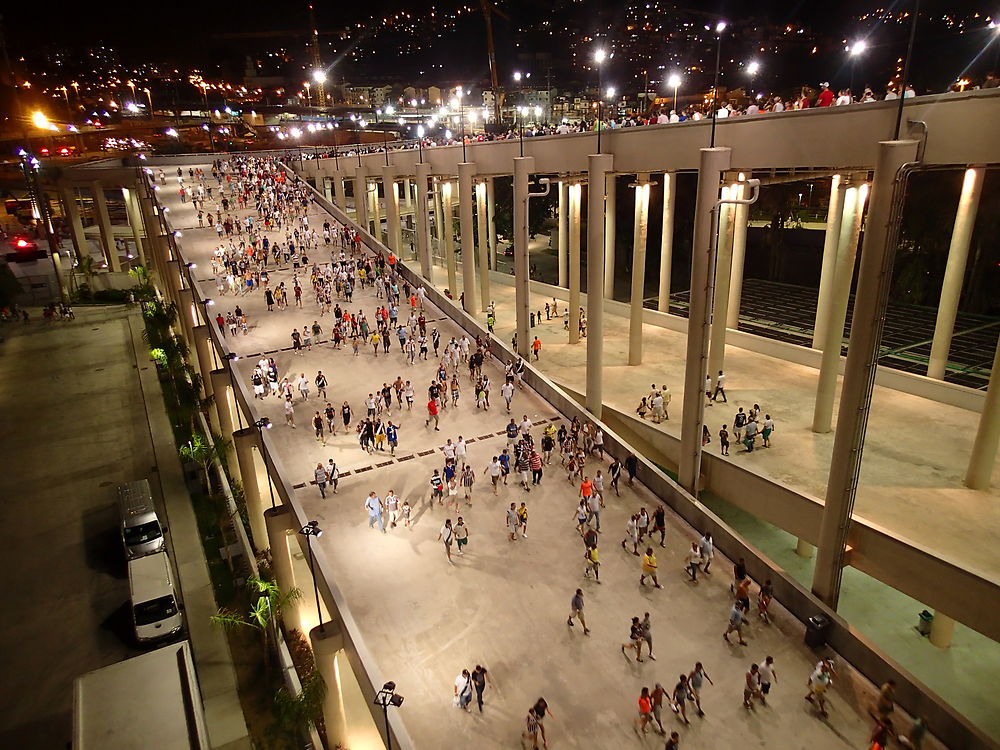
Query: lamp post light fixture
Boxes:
[
  {"xmin": 298, "ymin": 521, "xmax": 325, "ymax": 632},
  {"xmin": 668, "ymin": 72, "xmax": 681, "ymax": 112},
  {"xmin": 746, "ymin": 60, "xmax": 760, "ymax": 76},
  {"xmin": 710, "ymin": 20, "xmax": 727, "ymax": 149},
  {"xmin": 848, "ymin": 39, "xmax": 868, "ymax": 95},
  {"xmin": 374, "ymin": 681, "xmax": 405, "ymax": 750},
  {"xmin": 417, "ymin": 124, "xmax": 425, "ymax": 163},
  {"xmin": 594, "ymin": 47, "xmax": 608, "ymax": 153},
  {"xmin": 253, "ymin": 417, "xmax": 276, "ymax": 508}
]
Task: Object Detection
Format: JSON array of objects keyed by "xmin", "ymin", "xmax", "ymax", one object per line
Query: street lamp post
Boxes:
[
  {"xmin": 144, "ymin": 88, "xmax": 153, "ymax": 119},
  {"xmin": 849, "ymin": 39, "xmax": 868, "ymax": 96},
  {"xmin": 417, "ymin": 124, "xmax": 425, "ymax": 163},
  {"xmin": 710, "ymin": 20, "xmax": 727, "ymax": 149},
  {"xmin": 374, "ymin": 682, "xmax": 405, "ymax": 750},
  {"xmin": 382, "ymin": 104, "xmax": 394, "ymax": 166},
  {"xmin": 304, "ymin": 81, "xmax": 312, "ymax": 108},
  {"xmin": 894, "ymin": 0, "xmax": 920, "ymax": 139},
  {"xmin": 594, "ymin": 48, "xmax": 607, "ymax": 153},
  {"xmin": 668, "ymin": 73, "xmax": 681, "ymax": 113},
  {"xmin": 298, "ymin": 521, "xmax": 325, "ymax": 632}
]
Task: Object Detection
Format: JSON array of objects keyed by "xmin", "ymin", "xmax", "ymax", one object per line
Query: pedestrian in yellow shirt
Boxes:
[{"xmin": 640, "ymin": 547, "xmax": 662, "ymax": 589}]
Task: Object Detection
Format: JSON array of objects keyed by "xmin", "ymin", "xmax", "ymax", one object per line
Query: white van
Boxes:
[
  {"xmin": 118, "ymin": 480, "xmax": 164, "ymax": 559},
  {"xmin": 128, "ymin": 551, "xmax": 183, "ymax": 643}
]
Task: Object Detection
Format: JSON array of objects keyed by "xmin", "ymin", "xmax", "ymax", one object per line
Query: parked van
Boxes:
[
  {"xmin": 118, "ymin": 480, "xmax": 163, "ymax": 559},
  {"xmin": 128, "ymin": 551, "xmax": 183, "ymax": 643}
]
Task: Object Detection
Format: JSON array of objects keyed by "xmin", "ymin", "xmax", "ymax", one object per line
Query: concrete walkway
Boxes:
[{"xmin": 160, "ymin": 172, "xmax": 942, "ymax": 750}]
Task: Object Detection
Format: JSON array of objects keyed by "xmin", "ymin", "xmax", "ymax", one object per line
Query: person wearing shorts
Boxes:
[
  {"xmin": 454, "ymin": 517, "xmax": 469, "ymax": 554},
  {"xmin": 437, "ymin": 519, "xmax": 455, "ymax": 563}
]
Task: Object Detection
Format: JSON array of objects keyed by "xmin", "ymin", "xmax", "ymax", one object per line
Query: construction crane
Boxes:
[{"xmin": 479, "ymin": 0, "xmax": 508, "ymax": 126}]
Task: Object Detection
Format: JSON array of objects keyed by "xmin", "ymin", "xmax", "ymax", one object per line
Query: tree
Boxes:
[
  {"xmin": 211, "ymin": 575, "xmax": 302, "ymax": 668},
  {"xmin": 179, "ymin": 431, "xmax": 229, "ymax": 487}
]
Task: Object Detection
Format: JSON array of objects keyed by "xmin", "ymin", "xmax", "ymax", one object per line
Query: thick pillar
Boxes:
[
  {"xmin": 557, "ymin": 181, "xmax": 569, "ymax": 288},
  {"xmin": 91, "ymin": 181, "xmax": 120, "ymax": 272},
  {"xmin": 603, "ymin": 174, "xmax": 617, "ymax": 299},
  {"xmin": 332, "ymin": 170, "xmax": 348, "ymax": 212},
  {"xmin": 813, "ymin": 175, "xmax": 846, "ymax": 348},
  {"xmin": 381, "ymin": 166, "xmax": 402, "ymax": 256},
  {"xmin": 795, "ymin": 538, "xmax": 816, "ymax": 558},
  {"xmin": 432, "ymin": 179, "xmax": 444, "ymax": 266},
  {"xmin": 678, "ymin": 147, "xmax": 732, "ymax": 496},
  {"xmin": 568, "ymin": 183, "xmax": 583, "ymax": 345},
  {"xmin": 812, "ymin": 177, "xmax": 868, "ymax": 433},
  {"xmin": 458, "ymin": 162, "xmax": 479, "ymax": 314},
  {"xmin": 727, "ymin": 176, "xmax": 750, "ymax": 328},
  {"xmin": 192, "ymin": 325, "xmax": 215, "ymax": 402},
  {"xmin": 657, "ymin": 172, "xmax": 676, "ymax": 313},
  {"xmin": 210, "ymin": 368, "xmax": 239, "ymax": 472},
  {"xmin": 628, "ymin": 175, "xmax": 651, "ymax": 365},
  {"xmin": 121, "ymin": 187, "xmax": 147, "ymax": 266},
  {"xmin": 476, "ymin": 180, "xmax": 491, "ymax": 311},
  {"xmin": 442, "ymin": 180, "xmax": 458, "ymax": 295},
  {"xmin": 929, "ymin": 610, "xmax": 956, "ymax": 649},
  {"xmin": 403, "ymin": 177, "xmax": 413, "ymax": 211},
  {"xmin": 265, "ymin": 506, "xmax": 303, "ymax": 633},
  {"xmin": 966, "ymin": 339, "xmax": 1000, "ymax": 489},
  {"xmin": 513, "ymin": 158, "xmax": 534, "ymax": 357},
  {"xmin": 59, "ymin": 183, "xmax": 88, "ymax": 264},
  {"xmin": 927, "ymin": 167, "xmax": 984, "ymax": 380},
  {"xmin": 310, "ymin": 625, "xmax": 348, "ymax": 748},
  {"xmin": 233, "ymin": 427, "xmax": 268, "ymax": 552},
  {"xmin": 486, "ymin": 177, "xmax": 497, "ymax": 270},
  {"xmin": 587, "ymin": 154, "xmax": 614, "ymax": 417},
  {"xmin": 352, "ymin": 168, "xmax": 368, "ymax": 234},
  {"xmin": 414, "ymin": 162, "xmax": 432, "ymax": 281},
  {"xmin": 369, "ymin": 180, "xmax": 382, "ymax": 240},
  {"xmin": 812, "ymin": 140, "xmax": 919, "ymax": 609},
  {"xmin": 707, "ymin": 186, "xmax": 735, "ymax": 377}
]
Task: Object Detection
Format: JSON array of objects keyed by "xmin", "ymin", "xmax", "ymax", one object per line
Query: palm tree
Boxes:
[
  {"xmin": 179, "ymin": 431, "xmax": 230, "ymax": 489},
  {"xmin": 212, "ymin": 576, "xmax": 302, "ymax": 668}
]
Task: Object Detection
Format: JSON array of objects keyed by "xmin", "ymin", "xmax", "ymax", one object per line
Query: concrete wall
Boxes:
[{"xmin": 293, "ymin": 167, "xmax": 1000, "ymax": 750}]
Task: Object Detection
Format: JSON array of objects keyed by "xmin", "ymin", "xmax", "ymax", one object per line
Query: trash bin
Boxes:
[
  {"xmin": 805, "ymin": 614, "xmax": 830, "ymax": 648},
  {"xmin": 918, "ymin": 610, "xmax": 934, "ymax": 636}
]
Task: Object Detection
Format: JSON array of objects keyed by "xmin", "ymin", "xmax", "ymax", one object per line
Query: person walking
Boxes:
[
  {"xmin": 685, "ymin": 542, "xmax": 702, "ymax": 583},
  {"xmin": 712, "ymin": 370, "xmax": 727, "ymax": 402},
  {"xmin": 640, "ymin": 547, "xmax": 662, "ymax": 589},
  {"xmin": 586, "ymin": 491, "xmax": 602, "ymax": 533},
  {"xmin": 608, "ymin": 458, "xmax": 622, "ymax": 496},
  {"xmin": 621, "ymin": 615, "xmax": 645, "ymax": 662},
  {"xmin": 671, "ymin": 675, "xmax": 692, "ymax": 724},
  {"xmin": 454, "ymin": 516, "xmax": 469, "ymax": 555},
  {"xmin": 314, "ymin": 463, "xmax": 328, "ymax": 498},
  {"xmin": 437, "ymin": 518, "xmax": 455, "ymax": 563},
  {"xmin": 636, "ymin": 686, "xmax": 653, "ymax": 734},
  {"xmin": 699, "ymin": 532, "xmax": 715, "ymax": 574},
  {"xmin": 665, "ymin": 731, "xmax": 681, "ymax": 750},
  {"xmin": 522, "ymin": 708, "xmax": 540, "ymax": 749},
  {"xmin": 640, "ymin": 612, "xmax": 656, "ymax": 660},
  {"xmin": 460, "ymin": 464, "xmax": 475, "ymax": 506},
  {"xmin": 650, "ymin": 683, "xmax": 668, "ymax": 734},
  {"xmin": 471, "ymin": 665, "xmax": 492, "ymax": 713},
  {"xmin": 425, "ymin": 397, "xmax": 440, "ymax": 430},
  {"xmin": 723, "ymin": 601, "xmax": 749, "ymax": 645},
  {"xmin": 743, "ymin": 664, "xmax": 762, "ymax": 709},
  {"xmin": 517, "ymin": 502, "xmax": 529, "ymax": 538},
  {"xmin": 383, "ymin": 490, "xmax": 400, "ymax": 528},
  {"xmin": 621, "ymin": 514, "xmax": 640, "ymax": 556},
  {"xmin": 567, "ymin": 588, "xmax": 590, "ymax": 634},
  {"xmin": 507, "ymin": 503, "xmax": 520, "ymax": 541},
  {"xmin": 758, "ymin": 656, "xmax": 777, "ymax": 705},
  {"xmin": 688, "ymin": 662, "xmax": 713, "ymax": 716},
  {"xmin": 584, "ymin": 542, "xmax": 601, "ymax": 583},
  {"xmin": 484, "ymin": 456, "xmax": 502, "ymax": 495},
  {"xmin": 652, "ymin": 505, "xmax": 666, "ymax": 547},
  {"xmin": 454, "ymin": 669, "xmax": 473, "ymax": 711},
  {"xmin": 364, "ymin": 491, "xmax": 384, "ymax": 533},
  {"xmin": 531, "ymin": 698, "xmax": 552, "ymax": 748},
  {"xmin": 719, "ymin": 424, "xmax": 730, "ymax": 456},
  {"xmin": 325, "ymin": 460, "xmax": 339, "ymax": 494}
]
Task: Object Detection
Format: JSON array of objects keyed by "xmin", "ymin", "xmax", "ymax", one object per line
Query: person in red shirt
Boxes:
[
  {"xmin": 425, "ymin": 398, "xmax": 440, "ymax": 430},
  {"xmin": 579, "ymin": 476, "xmax": 593, "ymax": 501},
  {"xmin": 816, "ymin": 82, "xmax": 835, "ymax": 107}
]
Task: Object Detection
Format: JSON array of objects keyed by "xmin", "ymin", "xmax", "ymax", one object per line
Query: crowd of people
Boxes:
[{"xmin": 173, "ymin": 153, "xmax": 925, "ymax": 750}]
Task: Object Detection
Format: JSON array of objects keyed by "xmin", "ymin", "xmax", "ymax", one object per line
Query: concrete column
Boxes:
[
  {"xmin": 795, "ymin": 538, "xmax": 815, "ymax": 558},
  {"xmin": 476, "ymin": 180, "xmax": 491, "ymax": 311},
  {"xmin": 121, "ymin": 187, "xmax": 147, "ymax": 266},
  {"xmin": 233, "ymin": 427, "xmax": 268, "ymax": 552},
  {"xmin": 727, "ymin": 176, "xmax": 750, "ymax": 329},
  {"xmin": 381, "ymin": 166, "xmax": 402, "ymax": 256},
  {"xmin": 603, "ymin": 174, "xmax": 617, "ymax": 299},
  {"xmin": 657, "ymin": 172, "xmax": 676, "ymax": 313},
  {"xmin": 966, "ymin": 339, "xmax": 1000, "ymax": 489},
  {"xmin": 210, "ymin": 368, "xmax": 239, "ymax": 473},
  {"xmin": 351, "ymin": 168, "xmax": 368, "ymax": 233},
  {"xmin": 414, "ymin": 163, "xmax": 432, "ymax": 281},
  {"xmin": 432, "ymin": 179, "xmax": 444, "ymax": 266},
  {"xmin": 192, "ymin": 325, "xmax": 215, "ymax": 402},
  {"xmin": 403, "ymin": 177, "xmax": 413, "ymax": 211},
  {"xmin": 628, "ymin": 176, "xmax": 651, "ymax": 365},
  {"xmin": 707, "ymin": 186, "xmax": 736, "ymax": 377},
  {"xmin": 813, "ymin": 175, "xmax": 846, "ymax": 348},
  {"xmin": 568, "ymin": 183, "xmax": 583, "ymax": 345},
  {"xmin": 265, "ymin": 506, "xmax": 302, "ymax": 633},
  {"xmin": 58, "ymin": 183, "xmax": 88, "ymax": 264},
  {"xmin": 91, "ymin": 181, "xmax": 120, "ymax": 272},
  {"xmin": 678, "ymin": 147, "xmax": 732, "ymax": 496},
  {"xmin": 486, "ymin": 177, "xmax": 497, "ymax": 270},
  {"xmin": 557, "ymin": 181, "xmax": 569, "ymax": 288},
  {"xmin": 812, "ymin": 177, "xmax": 868, "ymax": 434},
  {"xmin": 442, "ymin": 180, "xmax": 458, "ymax": 295},
  {"xmin": 812, "ymin": 140, "xmax": 919, "ymax": 609},
  {"xmin": 929, "ymin": 610, "xmax": 956, "ymax": 649},
  {"xmin": 587, "ymin": 154, "xmax": 614, "ymax": 418},
  {"xmin": 310, "ymin": 625, "xmax": 348, "ymax": 747},
  {"xmin": 332, "ymin": 171, "xmax": 348, "ymax": 211},
  {"xmin": 369, "ymin": 180, "xmax": 382, "ymax": 240},
  {"xmin": 458, "ymin": 162, "xmax": 479, "ymax": 314},
  {"xmin": 513, "ymin": 158, "xmax": 534, "ymax": 358},
  {"xmin": 927, "ymin": 167, "xmax": 984, "ymax": 380}
]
